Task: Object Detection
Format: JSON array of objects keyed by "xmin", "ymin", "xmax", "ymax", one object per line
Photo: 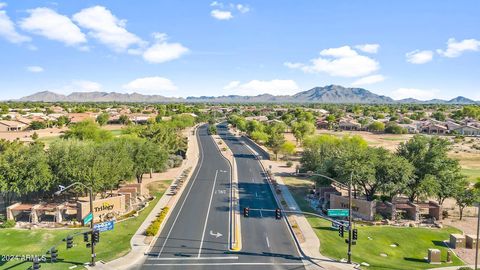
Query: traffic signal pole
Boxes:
[
  {"xmin": 347, "ymin": 175, "xmax": 353, "ymax": 264},
  {"xmin": 88, "ymin": 187, "xmax": 95, "ymax": 266}
]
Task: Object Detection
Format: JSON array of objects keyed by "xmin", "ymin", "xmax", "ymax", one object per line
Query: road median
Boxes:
[{"xmin": 212, "ymin": 133, "xmax": 242, "ymax": 252}]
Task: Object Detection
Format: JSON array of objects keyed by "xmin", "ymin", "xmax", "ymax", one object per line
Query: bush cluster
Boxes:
[{"xmin": 145, "ymin": 207, "xmax": 169, "ymax": 236}]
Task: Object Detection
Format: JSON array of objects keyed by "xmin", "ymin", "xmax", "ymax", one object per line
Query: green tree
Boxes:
[
  {"xmin": 454, "ymin": 188, "xmax": 476, "ymax": 220},
  {"xmin": 385, "ymin": 122, "xmax": 407, "ymax": 134},
  {"xmin": 0, "ymin": 144, "xmax": 52, "ymax": 204},
  {"xmin": 250, "ymin": 130, "xmax": 269, "ymax": 144},
  {"xmin": 432, "ymin": 111, "xmax": 446, "ymax": 121},
  {"xmin": 368, "ymin": 121, "xmax": 385, "ymax": 132},
  {"xmin": 56, "ymin": 115, "xmax": 70, "ymax": 127},
  {"xmin": 124, "ymin": 137, "xmax": 168, "ymax": 183},
  {"xmin": 397, "ymin": 135, "xmax": 456, "ymax": 202},
  {"xmin": 29, "ymin": 120, "xmax": 47, "ymax": 130},
  {"xmin": 62, "ymin": 120, "xmax": 113, "ymax": 142},
  {"xmin": 292, "ymin": 121, "xmax": 316, "ymax": 145},
  {"xmin": 280, "ymin": 141, "xmax": 296, "ymax": 159},
  {"xmin": 119, "ymin": 114, "xmax": 130, "ymax": 125},
  {"xmin": 208, "ymin": 125, "xmax": 217, "ymax": 135},
  {"xmin": 267, "ymin": 132, "xmax": 285, "ymax": 160},
  {"xmin": 96, "ymin": 113, "xmax": 110, "ymax": 126}
]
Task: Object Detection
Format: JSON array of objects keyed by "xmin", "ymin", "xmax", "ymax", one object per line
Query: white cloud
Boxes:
[
  {"xmin": 0, "ymin": 3, "xmax": 6, "ymax": 9},
  {"xmin": 286, "ymin": 45, "xmax": 379, "ymax": 77},
  {"xmin": 26, "ymin": 66, "xmax": 44, "ymax": 73},
  {"xmin": 406, "ymin": 50, "xmax": 433, "ymax": 64},
  {"xmin": 0, "ymin": 9, "xmax": 31, "ymax": 43},
  {"xmin": 211, "ymin": 9, "xmax": 233, "ymax": 20},
  {"xmin": 142, "ymin": 35, "xmax": 189, "ymax": 63},
  {"xmin": 437, "ymin": 38, "xmax": 480, "ymax": 58},
  {"xmin": 73, "ymin": 6, "xmax": 144, "ymax": 52},
  {"xmin": 351, "ymin": 75, "xmax": 385, "ymax": 86},
  {"xmin": 123, "ymin": 76, "xmax": 177, "ymax": 94},
  {"xmin": 355, "ymin": 43, "xmax": 380, "ymax": 54},
  {"xmin": 391, "ymin": 88, "xmax": 439, "ymax": 100},
  {"xmin": 20, "ymin": 7, "xmax": 86, "ymax": 46},
  {"xmin": 236, "ymin": 4, "xmax": 250, "ymax": 13},
  {"xmin": 223, "ymin": 79, "xmax": 299, "ymax": 96}
]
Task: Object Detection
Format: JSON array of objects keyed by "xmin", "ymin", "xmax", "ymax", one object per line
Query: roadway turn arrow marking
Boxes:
[{"xmin": 209, "ymin": 230, "xmax": 223, "ymax": 238}]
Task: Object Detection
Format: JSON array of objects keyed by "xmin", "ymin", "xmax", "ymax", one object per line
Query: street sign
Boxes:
[
  {"xmin": 327, "ymin": 209, "xmax": 349, "ymax": 217},
  {"xmin": 83, "ymin": 212, "xmax": 93, "ymax": 224},
  {"xmin": 93, "ymin": 220, "xmax": 115, "ymax": 232}
]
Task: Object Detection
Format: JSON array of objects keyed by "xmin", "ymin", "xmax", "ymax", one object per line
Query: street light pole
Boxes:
[
  {"xmin": 475, "ymin": 204, "xmax": 479, "ymax": 270},
  {"xmin": 88, "ymin": 187, "xmax": 95, "ymax": 266}
]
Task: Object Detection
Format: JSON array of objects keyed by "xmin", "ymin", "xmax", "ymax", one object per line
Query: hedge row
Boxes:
[{"xmin": 145, "ymin": 207, "xmax": 169, "ymax": 236}]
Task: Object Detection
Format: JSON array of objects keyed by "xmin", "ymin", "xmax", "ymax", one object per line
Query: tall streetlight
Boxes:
[
  {"xmin": 54, "ymin": 182, "xmax": 96, "ymax": 266},
  {"xmin": 296, "ymin": 170, "xmax": 353, "ymax": 264}
]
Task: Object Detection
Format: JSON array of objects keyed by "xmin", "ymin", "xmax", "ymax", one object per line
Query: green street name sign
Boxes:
[
  {"xmin": 83, "ymin": 212, "xmax": 93, "ymax": 224},
  {"xmin": 327, "ymin": 209, "xmax": 349, "ymax": 217}
]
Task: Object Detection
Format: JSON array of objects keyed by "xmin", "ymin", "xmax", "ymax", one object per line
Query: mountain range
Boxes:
[{"xmin": 16, "ymin": 85, "xmax": 479, "ymax": 104}]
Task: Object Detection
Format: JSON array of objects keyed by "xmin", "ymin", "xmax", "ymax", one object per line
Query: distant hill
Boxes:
[{"xmin": 16, "ymin": 85, "xmax": 479, "ymax": 104}]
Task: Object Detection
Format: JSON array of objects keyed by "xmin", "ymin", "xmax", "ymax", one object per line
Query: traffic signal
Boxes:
[
  {"xmin": 338, "ymin": 225, "xmax": 344, "ymax": 238},
  {"xmin": 66, "ymin": 235, "xmax": 73, "ymax": 249},
  {"xmin": 92, "ymin": 230, "xmax": 100, "ymax": 243},
  {"xmin": 243, "ymin": 207, "xmax": 249, "ymax": 217},
  {"xmin": 50, "ymin": 248, "xmax": 58, "ymax": 263},
  {"xmin": 33, "ymin": 256, "xmax": 41, "ymax": 269},
  {"xmin": 83, "ymin": 232, "xmax": 89, "ymax": 242},
  {"xmin": 352, "ymin": 229, "xmax": 358, "ymax": 240},
  {"xmin": 275, "ymin": 208, "xmax": 282, "ymax": 220}
]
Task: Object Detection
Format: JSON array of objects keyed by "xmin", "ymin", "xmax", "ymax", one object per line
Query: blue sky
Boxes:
[{"xmin": 0, "ymin": 0, "xmax": 479, "ymax": 100}]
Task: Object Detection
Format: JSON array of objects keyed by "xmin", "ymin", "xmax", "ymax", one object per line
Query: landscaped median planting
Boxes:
[{"xmin": 146, "ymin": 207, "xmax": 170, "ymax": 236}]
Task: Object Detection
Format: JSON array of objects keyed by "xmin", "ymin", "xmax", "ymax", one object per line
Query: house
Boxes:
[
  {"xmin": 452, "ymin": 125, "xmax": 480, "ymax": 136},
  {"xmin": 338, "ymin": 119, "xmax": 361, "ymax": 131},
  {"xmin": 0, "ymin": 120, "xmax": 27, "ymax": 132},
  {"xmin": 399, "ymin": 124, "xmax": 418, "ymax": 134},
  {"xmin": 420, "ymin": 122, "xmax": 448, "ymax": 134},
  {"xmin": 245, "ymin": 116, "xmax": 269, "ymax": 122},
  {"xmin": 316, "ymin": 118, "xmax": 329, "ymax": 129},
  {"xmin": 68, "ymin": 113, "xmax": 97, "ymax": 123}
]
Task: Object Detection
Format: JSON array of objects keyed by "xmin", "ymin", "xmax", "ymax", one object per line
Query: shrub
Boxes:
[
  {"xmin": 145, "ymin": 207, "xmax": 169, "ymax": 236},
  {"xmin": 457, "ymin": 267, "xmax": 474, "ymax": 270},
  {"xmin": 0, "ymin": 219, "xmax": 16, "ymax": 228},
  {"xmin": 286, "ymin": 161, "xmax": 293, "ymax": 167},
  {"xmin": 374, "ymin": 213, "xmax": 383, "ymax": 221}
]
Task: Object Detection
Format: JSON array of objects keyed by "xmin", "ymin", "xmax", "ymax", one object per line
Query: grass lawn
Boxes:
[
  {"xmin": 462, "ymin": 168, "xmax": 480, "ymax": 183},
  {"xmin": 283, "ymin": 177, "xmax": 465, "ymax": 270},
  {"xmin": 109, "ymin": 129, "xmax": 123, "ymax": 136},
  {"xmin": 0, "ymin": 180, "xmax": 171, "ymax": 270}
]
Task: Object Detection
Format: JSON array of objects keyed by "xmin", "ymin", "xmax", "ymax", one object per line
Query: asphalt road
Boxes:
[{"xmin": 141, "ymin": 124, "xmax": 305, "ymax": 270}]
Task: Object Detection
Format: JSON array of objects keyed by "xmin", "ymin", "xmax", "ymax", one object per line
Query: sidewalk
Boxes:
[{"xmin": 89, "ymin": 125, "xmax": 201, "ymax": 270}]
